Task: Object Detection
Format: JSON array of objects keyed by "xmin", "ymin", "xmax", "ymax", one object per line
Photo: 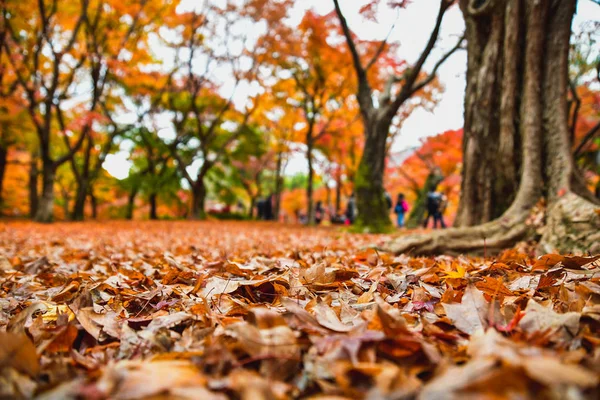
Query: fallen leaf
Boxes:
[
  {"xmin": 442, "ymin": 286, "xmax": 489, "ymax": 335},
  {"xmin": 0, "ymin": 332, "xmax": 40, "ymax": 376}
]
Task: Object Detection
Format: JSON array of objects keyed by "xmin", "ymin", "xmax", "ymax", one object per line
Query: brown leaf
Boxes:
[
  {"xmin": 314, "ymin": 303, "xmax": 360, "ymax": 333},
  {"xmin": 474, "ymin": 276, "xmax": 513, "ymax": 297},
  {"xmin": 523, "ymin": 357, "xmax": 598, "ymax": 387},
  {"xmin": 519, "ymin": 300, "xmax": 580, "ymax": 340},
  {"xmin": 0, "ymin": 332, "xmax": 40, "ymax": 376},
  {"xmin": 442, "ymin": 286, "xmax": 489, "ymax": 335}
]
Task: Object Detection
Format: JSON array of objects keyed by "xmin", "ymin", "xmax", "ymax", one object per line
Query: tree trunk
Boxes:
[
  {"xmin": 0, "ymin": 145, "xmax": 7, "ymax": 213},
  {"xmin": 249, "ymin": 197, "xmax": 256, "ymax": 219},
  {"xmin": 29, "ymin": 155, "xmax": 39, "ymax": 219},
  {"xmin": 306, "ymin": 142, "xmax": 315, "ymax": 225},
  {"xmin": 60, "ymin": 189, "xmax": 71, "ymax": 219},
  {"xmin": 126, "ymin": 186, "xmax": 138, "ymax": 220},
  {"xmin": 191, "ymin": 182, "xmax": 207, "ymax": 220},
  {"xmin": 72, "ymin": 180, "xmax": 88, "ymax": 221},
  {"xmin": 385, "ymin": 0, "xmax": 600, "ymax": 256},
  {"xmin": 149, "ymin": 193, "xmax": 158, "ymax": 220},
  {"xmin": 89, "ymin": 191, "xmax": 97, "ymax": 219},
  {"xmin": 454, "ymin": 0, "xmax": 521, "ymax": 227},
  {"xmin": 34, "ymin": 162, "xmax": 55, "ymax": 223},
  {"xmin": 354, "ymin": 119, "xmax": 391, "ymax": 232},
  {"xmin": 273, "ymin": 151, "xmax": 284, "ymax": 219},
  {"xmin": 335, "ymin": 169, "xmax": 342, "ymax": 215}
]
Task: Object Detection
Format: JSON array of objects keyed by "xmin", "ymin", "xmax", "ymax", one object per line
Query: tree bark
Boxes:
[
  {"xmin": 454, "ymin": 0, "xmax": 521, "ymax": 227},
  {"xmin": 34, "ymin": 161, "xmax": 55, "ymax": 223},
  {"xmin": 149, "ymin": 193, "xmax": 158, "ymax": 220},
  {"xmin": 89, "ymin": 191, "xmax": 97, "ymax": 219},
  {"xmin": 29, "ymin": 154, "xmax": 39, "ymax": 219},
  {"xmin": 126, "ymin": 187, "xmax": 138, "ymax": 220},
  {"xmin": 191, "ymin": 182, "xmax": 207, "ymax": 220},
  {"xmin": 384, "ymin": 0, "xmax": 600, "ymax": 256},
  {"xmin": 72, "ymin": 179, "xmax": 88, "ymax": 221},
  {"xmin": 0, "ymin": 145, "xmax": 7, "ymax": 213},
  {"xmin": 354, "ymin": 119, "xmax": 390, "ymax": 231},
  {"xmin": 306, "ymin": 141, "xmax": 315, "ymax": 225}
]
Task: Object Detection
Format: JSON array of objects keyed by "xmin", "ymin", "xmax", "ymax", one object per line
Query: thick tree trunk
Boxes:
[
  {"xmin": 126, "ymin": 186, "xmax": 138, "ymax": 220},
  {"xmin": 384, "ymin": 0, "xmax": 600, "ymax": 256},
  {"xmin": 454, "ymin": 0, "xmax": 521, "ymax": 227},
  {"xmin": 29, "ymin": 155, "xmax": 39, "ymax": 219},
  {"xmin": 90, "ymin": 191, "xmax": 97, "ymax": 219},
  {"xmin": 72, "ymin": 180, "xmax": 88, "ymax": 221},
  {"xmin": 354, "ymin": 119, "xmax": 391, "ymax": 232},
  {"xmin": 0, "ymin": 146, "xmax": 7, "ymax": 213},
  {"xmin": 191, "ymin": 182, "xmax": 207, "ymax": 220},
  {"xmin": 34, "ymin": 162, "xmax": 55, "ymax": 223},
  {"xmin": 149, "ymin": 193, "xmax": 158, "ymax": 220}
]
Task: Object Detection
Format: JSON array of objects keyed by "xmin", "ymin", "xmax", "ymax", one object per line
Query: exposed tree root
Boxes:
[
  {"xmin": 383, "ymin": 193, "xmax": 600, "ymax": 256},
  {"xmin": 382, "ymin": 211, "xmax": 531, "ymax": 256},
  {"xmin": 538, "ymin": 193, "xmax": 600, "ymax": 255}
]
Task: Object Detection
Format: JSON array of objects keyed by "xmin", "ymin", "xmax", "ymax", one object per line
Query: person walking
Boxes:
[
  {"xmin": 314, "ymin": 201, "xmax": 324, "ymax": 225},
  {"xmin": 345, "ymin": 192, "xmax": 356, "ymax": 225},
  {"xmin": 423, "ymin": 187, "xmax": 446, "ymax": 229},
  {"xmin": 394, "ymin": 193, "xmax": 409, "ymax": 228}
]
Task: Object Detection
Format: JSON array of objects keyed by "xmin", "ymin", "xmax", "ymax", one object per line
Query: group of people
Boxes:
[
  {"xmin": 259, "ymin": 186, "xmax": 448, "ymax": 229},
  {"xmin": 393, "ymin": 186, "xmax": 448, "ymax": 229}
]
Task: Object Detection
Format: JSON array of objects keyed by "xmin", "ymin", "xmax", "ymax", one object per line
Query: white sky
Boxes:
[{"xmin": 104, "ymin": 0, "xmax": 600, "ymax": 179}]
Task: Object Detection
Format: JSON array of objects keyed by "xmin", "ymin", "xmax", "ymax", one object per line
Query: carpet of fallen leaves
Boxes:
[{"xmin": 1, "ymin": 221, "xmax": 600, "ymax": 399}]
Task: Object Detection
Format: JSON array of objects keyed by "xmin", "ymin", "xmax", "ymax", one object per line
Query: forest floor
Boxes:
[{"xmin": 0, "ymin": 221, "xmax": 599, "ymax": 399}]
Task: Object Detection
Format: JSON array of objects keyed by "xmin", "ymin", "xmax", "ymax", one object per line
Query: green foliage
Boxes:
[{"xmin": 285, "ymin": 172, "xmax": 324, "ymax": 191}]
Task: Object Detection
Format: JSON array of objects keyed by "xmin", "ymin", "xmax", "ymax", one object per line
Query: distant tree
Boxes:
[{"xmin": 333, "ymin": 0, "xmax": 463, "ymax": 232}]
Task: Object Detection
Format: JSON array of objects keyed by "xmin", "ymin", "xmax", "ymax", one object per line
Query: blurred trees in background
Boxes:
[{"xmin": 0, "ymin": 0, "xmax": 598, "ymax": 231}]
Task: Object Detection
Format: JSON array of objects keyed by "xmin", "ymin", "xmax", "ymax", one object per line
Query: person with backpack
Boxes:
[
  {"xmin": 314, "ymin": 201, "xmax": 324, "ymax": 224},
  {"xmin": 394, "ymin": 193, "xmax": 409, "ymax": 228},
  {"xmin": 345, "ymin": 192, "xmax": 357, "ymax": 225},
  {"xmin": 423, "ymin": 187, "xmax": 447, "ymax": 229}
]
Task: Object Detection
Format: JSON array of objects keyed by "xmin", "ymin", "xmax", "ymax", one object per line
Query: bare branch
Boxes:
[
  {"xmin": 365, "ymin": 15, "xmax": 398, "ymax": 72},
  {"xmin": 568, "ymin": 80, "xmax": 581, "ymax": 145},
  {"xmin": 409, "ymin": 34, "xmax": 465, "ymax": 96},
  {"xmin": 574, "ymin": 120, "xmax": 600, "ymax": 158},
  {"xmin": 332, "ymin": 0, "xmax": 373, "ymax": 113},
  {"xmin": 388, "ymin": 0, "xmax": 452, "ymax": 116}
]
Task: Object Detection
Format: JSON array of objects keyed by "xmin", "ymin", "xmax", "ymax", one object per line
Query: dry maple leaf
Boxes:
[{"xmin": 442, "ymin": 285, "xmax": 489, "ymax": 335}]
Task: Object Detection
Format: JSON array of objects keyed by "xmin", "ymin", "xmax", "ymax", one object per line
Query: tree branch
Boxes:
[
  {"xmin": 410, "ymin": 34, "xmax": 465, "ymax": 96},
  {"xmin": 365, "ymin": 16, "xmax": 398, "ymax": 72},
  {"xmin": 574, "ymin": 120, "xmax": 600, "ymax": 158},
  {"xmin": 388, "ymin": 0, "xmax": 452, "ymax": 116},
  {"xmin": 332, "ymin": 0, "xmax": 373, "ymax": 114},
  {"xmin": 568, "ymin": 80, "xmax": 581, "ymax": 145}
]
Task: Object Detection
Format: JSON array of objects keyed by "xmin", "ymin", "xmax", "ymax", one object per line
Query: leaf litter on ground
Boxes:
[{"xmin": 0, "ymin": 221, "xmax": 599, "ymax": 399}]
